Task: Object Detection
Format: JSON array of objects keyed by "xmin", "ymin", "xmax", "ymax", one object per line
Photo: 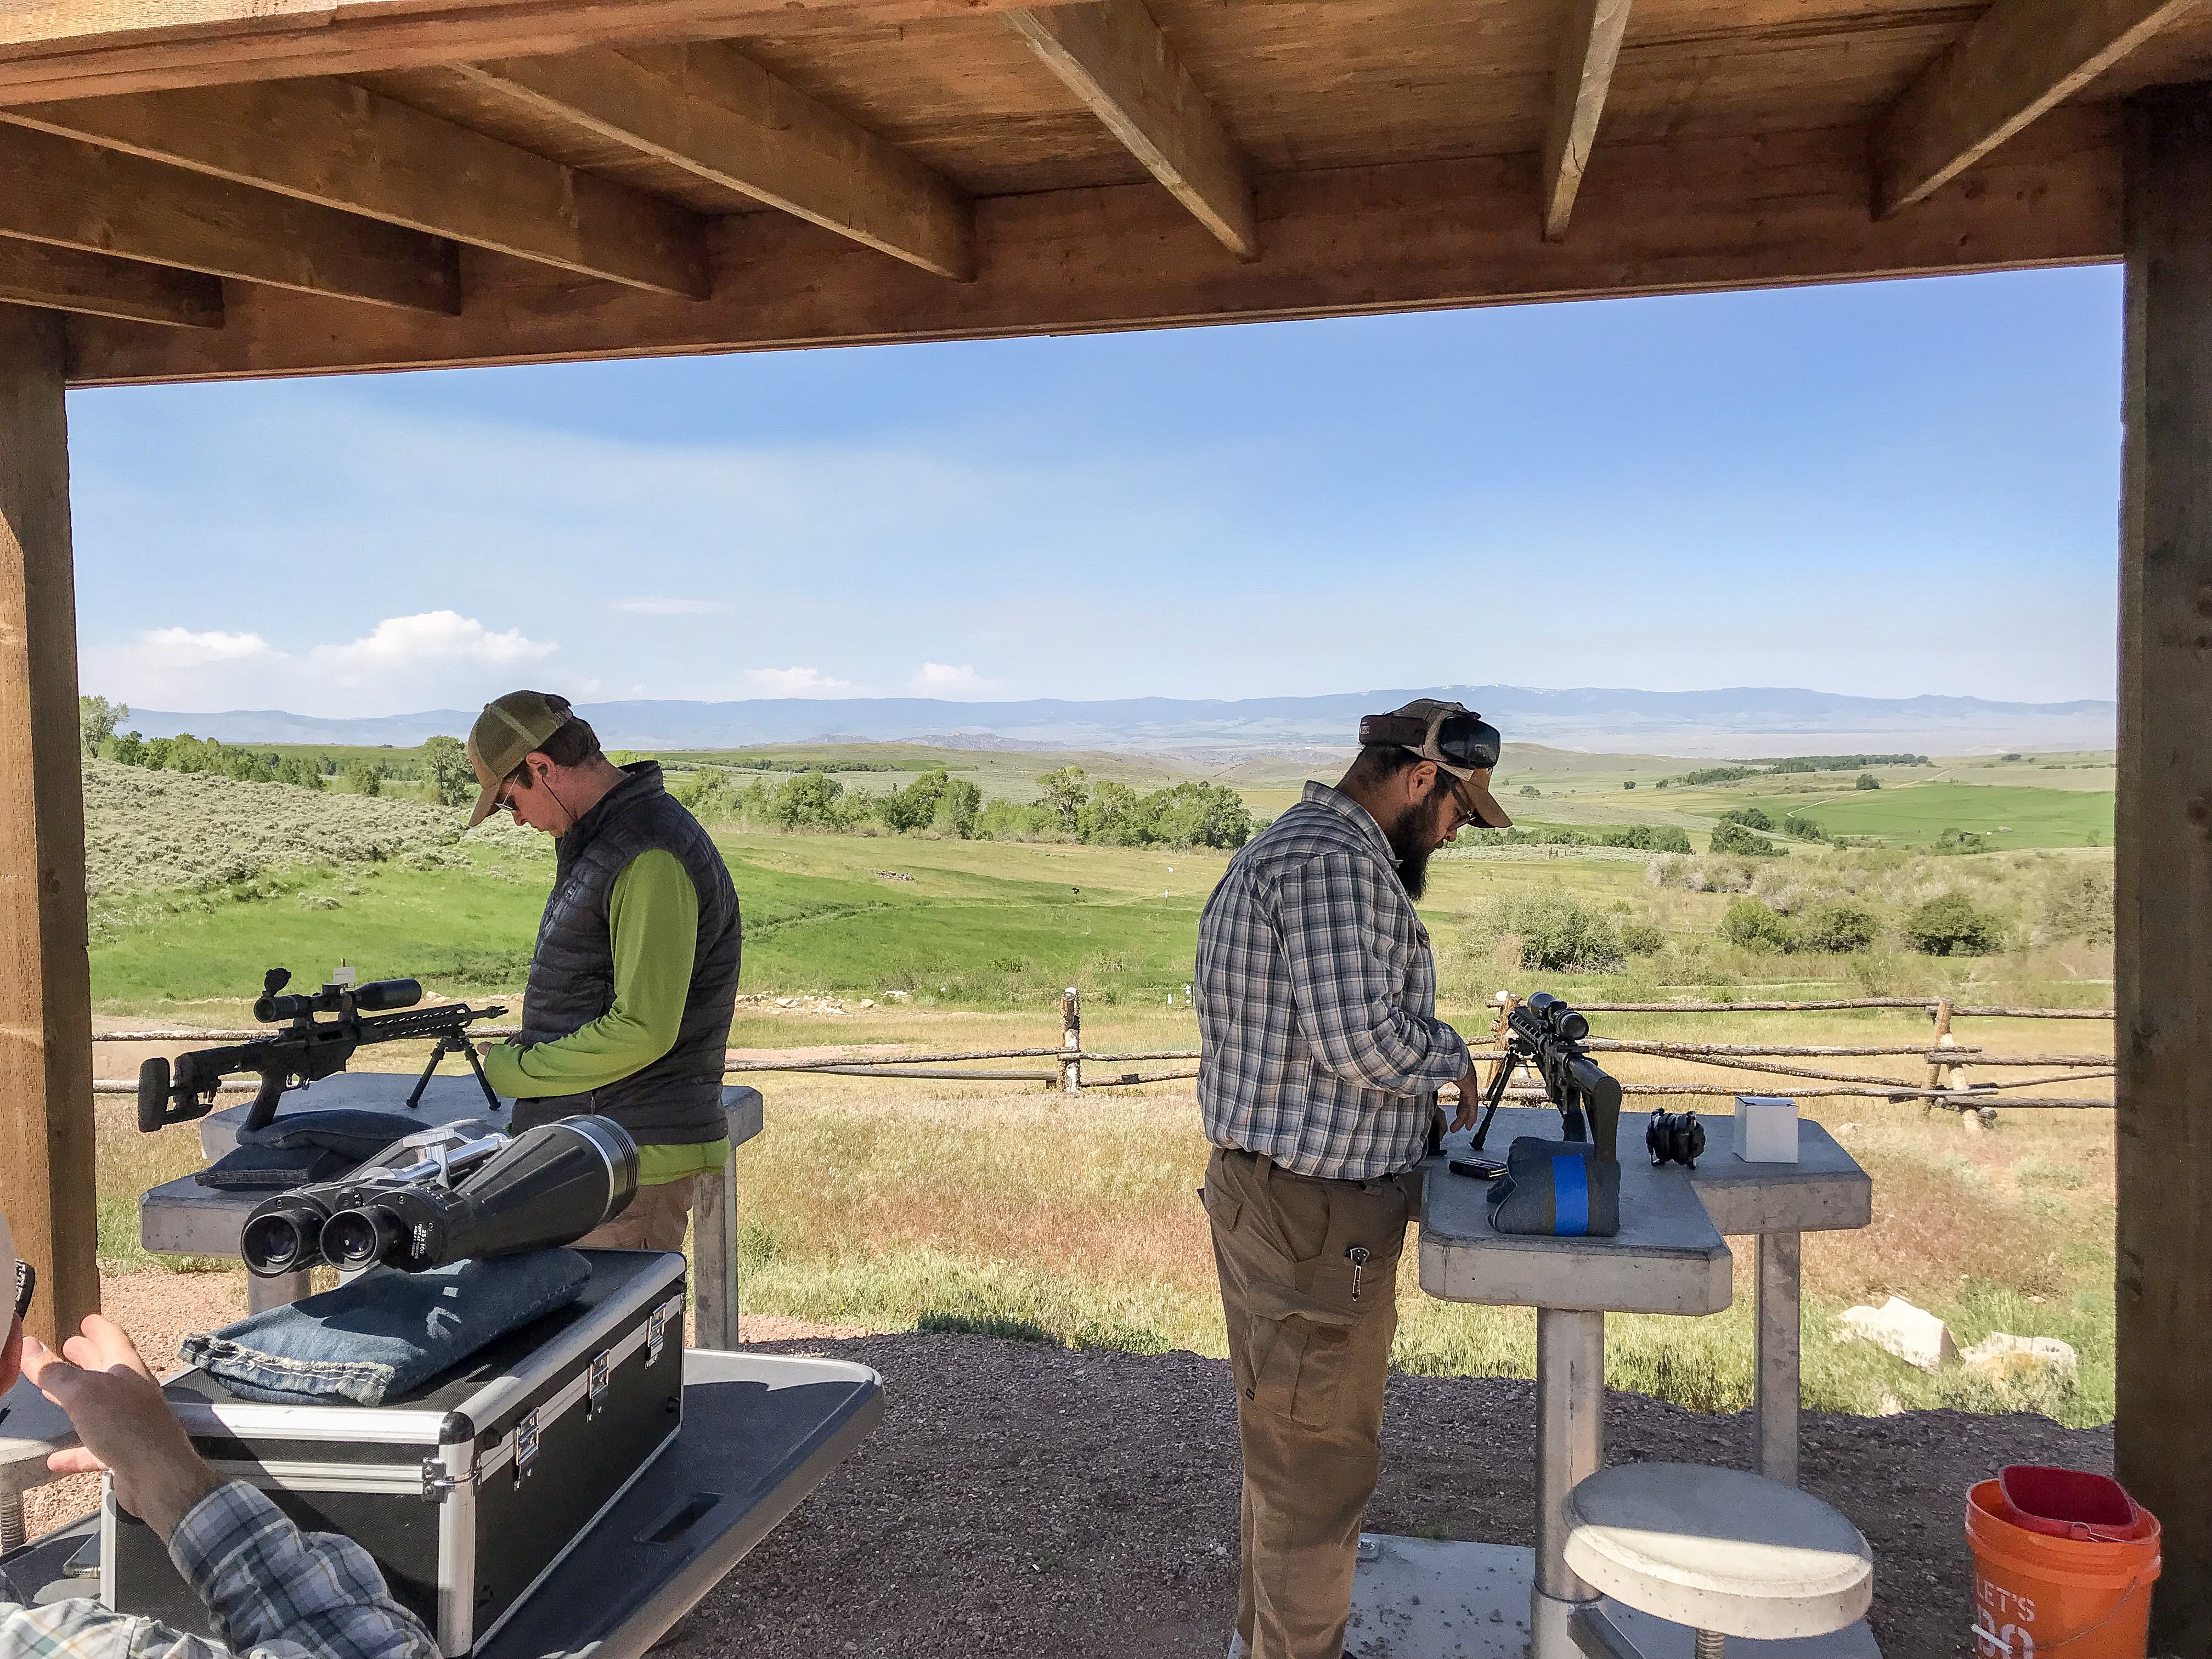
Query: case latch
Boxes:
[
  {"xmin": 588, "ymin": 1349, "xmax": 612, "ymax": 1417},
  {"xmin": 646, "ymin": 1305, "xmax": 670, "ymax": 1366},
  {"xmin": 421, "ymin": 1459, "xmax": 469, "ymax": 1503},
  {"xmin": 514, "ymin": 1409, "xmax": 541, "ymax": 1485}
]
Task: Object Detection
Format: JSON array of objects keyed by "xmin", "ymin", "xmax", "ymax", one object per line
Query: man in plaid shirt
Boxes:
[
  {"xmin": 1197, "ymin": 699, "xmax": 1513, "ymax": 1659},
  {"xmin": 0, "ymin": 1210, "xmax": 435, "ymax": 1659}
]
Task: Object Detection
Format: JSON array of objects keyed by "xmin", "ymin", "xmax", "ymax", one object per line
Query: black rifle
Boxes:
[
  {"xmin": 1455, "ymin": 991, "xmax": 1624, "ymax": 1174},
  {"xmin": 138, "ymin": 968, "xmax": 507, "ymax": 1134}
]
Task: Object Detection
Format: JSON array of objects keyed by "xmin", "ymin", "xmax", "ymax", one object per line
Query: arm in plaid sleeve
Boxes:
[
  {"xmin": 1271, "ymin": 851, "xmax": 1471, "ymax": 1093},
  {"xmin": 170, "ymin": 1481, "xmax": 437, "ymax": 1659}
]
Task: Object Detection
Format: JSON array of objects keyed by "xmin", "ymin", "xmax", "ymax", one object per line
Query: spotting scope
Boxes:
[{"xmin": 240, "ymin": 1116, "xmax": 638, "ymax": 1278}]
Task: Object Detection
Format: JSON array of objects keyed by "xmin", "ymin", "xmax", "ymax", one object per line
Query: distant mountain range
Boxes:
[{"xmin": 121, "ymin": 685, "xmax": 2117, "ymax": 759}]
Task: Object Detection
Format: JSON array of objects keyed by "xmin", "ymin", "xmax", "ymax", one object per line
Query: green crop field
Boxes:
[{"xmin": 1748, "ymin": 782, "xmax": 2113, "ymax": 847}]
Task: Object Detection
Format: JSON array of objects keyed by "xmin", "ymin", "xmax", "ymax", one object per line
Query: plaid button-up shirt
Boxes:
[
  {"xmin": 1196, "ymin": 781, "xmax": 1472, "ymax": 1180},
  {"xmin": 0, "ymin": 1481, "xmax": 436, "ymax": 1659}
]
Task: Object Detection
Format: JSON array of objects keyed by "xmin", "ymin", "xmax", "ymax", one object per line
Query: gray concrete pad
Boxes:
[
  {"xmin": 1348, "ymin": 1536, "xmax": 1880, "ymax": 1659},
  {"xmin": 1419, "ymin": 1111, "xmax": 1734, "ymax": 1315}
]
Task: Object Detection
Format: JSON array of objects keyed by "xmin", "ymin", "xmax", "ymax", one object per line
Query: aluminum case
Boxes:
[{"xmin": 104, "ymin": 1249, "xmax": 686, "ymax": 1656}]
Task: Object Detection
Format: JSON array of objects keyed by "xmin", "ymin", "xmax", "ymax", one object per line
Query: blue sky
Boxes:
[{"xmin": 65, "ymin": 263, "xmax": 2123, "ymax": 718}]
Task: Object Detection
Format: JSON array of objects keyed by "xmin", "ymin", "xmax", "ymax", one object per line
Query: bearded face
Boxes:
[{"xmin": 1383, "ymin": 770, "xmax": 1460, "ymax": 900}]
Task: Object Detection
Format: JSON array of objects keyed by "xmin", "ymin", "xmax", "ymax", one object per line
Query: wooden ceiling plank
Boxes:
[
  {"xmin": 453, "ymin": 44, "xmax": 974, "ymax": 280},
  {"xmin": 0, "ymin": 123, "xmax": 458, "ymax": 313},
  {"xmin": 1542, "ymin": 0, "xmax": 1633, "ymax": 240},
  {"xmin": 0, "ymin": 241, "xmax": 223, "ymax": 329},
  {"xmin": 64, "ymin": 106, "xmax": 2123, "ymax": 386},
  {"xmin": 4, "ymin": 81, "xmax": 709, "ymax": 298},
  {"xmin": 0, "ymin": 0, "xmax": 1053, "ymax": 106},
  {"xmin": 1875, "ymin": 0, "xmax": 2199, "ymax": 216},
  {"xmin": 1007, "ymin": 0, "xmax": 1256, "ymax": 260}
]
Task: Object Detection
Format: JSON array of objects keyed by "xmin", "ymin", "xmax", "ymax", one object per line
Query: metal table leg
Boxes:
[
  {"xmin": 1754, "ymin": 1231, "xmax": 1802, "ymax": 1487},
  {"xmin": 246, "ymin": 1269, "xmax": 312, "ymax": 1313},
  {"xmin": 1533, "ymin": 1307, "xmax": 1605, "ymax": 1659}
]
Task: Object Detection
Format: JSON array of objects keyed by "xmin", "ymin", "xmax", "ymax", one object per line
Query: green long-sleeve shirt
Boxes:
[{"xmin": 484, "ymin": 849, "xmax": 728, "ymax": 1186}]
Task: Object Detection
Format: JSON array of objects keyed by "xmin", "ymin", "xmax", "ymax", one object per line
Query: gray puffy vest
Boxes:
[{"xmin": 510, "ymin": 763, "xmax": 742, "ymax": 1146}]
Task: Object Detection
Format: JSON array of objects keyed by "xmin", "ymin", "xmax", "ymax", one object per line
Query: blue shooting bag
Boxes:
[{"xmin": 1486, "ymin": 1136, "xmax": 1621, "ymax": 1239}]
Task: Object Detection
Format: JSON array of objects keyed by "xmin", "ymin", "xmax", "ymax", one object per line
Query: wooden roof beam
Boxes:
[
  {"xmin": 1875, "ymin": 0, "xmax": 2198, "ymax": 216},
  {"xmin": 0, "ymin": 0, "xmax": 1052, "ymax": 105},
  {"xmin": 3, "ymin": 81, "xmax": 709, "ymax": 298},
  {"xmin": 1541, "ymin": 0, "xmax": 1633, "ymax": 240},
  {"xmin": 0, "ymin": 123, "xmax": 458, "ymax": 313},
  {"xmin": 1008, "ymin": 0, "xmax": 1256, "ymax": 261},
  {"xmin": 0, "ymin": 242, "xmax": 222, "ymax": 329},
  {"xmin": 452, "ymin": 44, "xmax": 974, "ymax": 281}
]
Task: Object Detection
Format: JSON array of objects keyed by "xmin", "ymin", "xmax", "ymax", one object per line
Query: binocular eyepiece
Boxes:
[{"xmin": 240, "ymin": 1116, "xmax": 638, "ymax": 1278}]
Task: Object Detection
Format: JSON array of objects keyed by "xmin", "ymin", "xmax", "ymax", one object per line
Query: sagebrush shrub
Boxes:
[
  {"xmin": 1718, "ymin": 897, "xmax": 1795, "ymax": 952},
  {"xmin": 1464, "ymin": 888, "xmax": 1624, "ymax": 973}
]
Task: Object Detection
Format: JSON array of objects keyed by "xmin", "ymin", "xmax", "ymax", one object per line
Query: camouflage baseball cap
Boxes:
[{"xmin": 466, "ymin": 691, "xmax": 573, "ymax": 826}]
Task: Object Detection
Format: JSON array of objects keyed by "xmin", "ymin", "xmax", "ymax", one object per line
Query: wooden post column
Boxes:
[
  {"xmin": 2119, "ymin": 82, "xmax": 2212, "ymax": 1647},
  {"xmin": 0, "ymin": 307, "xmax": 98, "ymax": 1347}
]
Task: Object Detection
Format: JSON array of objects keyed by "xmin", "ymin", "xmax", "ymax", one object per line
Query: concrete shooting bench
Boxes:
[
  {"xmin": 1348, "ymin": 1105, "xmax": 1874, "ymax": 1659},
  {"xmin": 135, "ymin": 1073, "xmax": 766, "ymax": 1338},
  {"xmin": 0, "ymin": 1348, "xmax": 880, "ymax": 1659}
]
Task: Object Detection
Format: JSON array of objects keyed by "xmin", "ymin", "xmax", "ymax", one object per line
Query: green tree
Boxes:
[
  {"xmin": 78, "ymin": 695, "xmax": 127, "ymax": 758},
  {"xmin": 1035, "ymin": 766, "xmax": 1090, "ymax": 832},
  {"xmin": 932, "ymin": 777, "xmax": 983, "ymax": 839},
  {"xmin": 1076, "ymin": 779, "xmax": 1149, "ymax": 845},
  {"xmin": 1904, "ymin": 892, "xmax": 2005, "ymax": 956},
  {"xmin": 877, "ymin": 768, "xmax": 951, "ymax": 833},
  {"xmin": 275, "ymin": 755, "xmax": 326, "ymax": 791},
  {"xmin": 1719, "ymin": 898, "xmax": 1796, "ymax": 952},
  {"xmin": 343, "ymin": 758, "xmax": 383, "ymax": 797},
  {"xmin": 1708, "ymin": 821, "xmax": 1784, "ymax": 857},
  {"xmin": 1855, "ymin": 772, "xmax": 1881, "ymax": 790},
  {"xmin": 422, "ymin": 734, "xmax": 475, "ymax": 807},
  {"xmin": 1621, "ymin": 780, "xmax": 1636, "ymax": 790},
  {"xmin": 1798, "ymin": 901, "xmax": 1879, "ymax": 953},
  {"xmin": 110, "ymin": 730, "xmax": 146, "ymax": 766},
  {"xmin": 770, "ymin": 771, "xmax": 845, "ymax": 831},
  {"xmin": 144, "ymin": 736, "xmax": 175, "ymax": 770},
  {"xmin": 1718, "ymin": 806, "xmax": 1774, "ymax": 831}
]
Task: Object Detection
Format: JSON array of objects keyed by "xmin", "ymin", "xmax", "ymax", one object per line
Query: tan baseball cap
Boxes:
[
  {"xmin": 466, "ymin": 691, "xmax": 573, "ymax": 826},
  {"xmin": 1361, "ymin": 698, "xmax": 1513, "ymax": 828}
]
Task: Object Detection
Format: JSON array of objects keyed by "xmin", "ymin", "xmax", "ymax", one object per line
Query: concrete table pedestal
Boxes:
[{"xmin": 1393, "ymin": 1109, "xmax": 1876, "ymax": 1659}]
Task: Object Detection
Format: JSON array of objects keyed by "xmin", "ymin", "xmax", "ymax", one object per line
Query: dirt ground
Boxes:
[
  {"xmin": 43, "ymin": 1275, "xmax": 2107, "ymax": 1659},
  {"xmin": 697, "ymin": 1333, "xmax": 2109, "ymax": 1659}
]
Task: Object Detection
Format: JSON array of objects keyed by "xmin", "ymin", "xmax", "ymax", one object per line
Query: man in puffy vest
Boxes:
[{"xmin": 466, "ymin": 690, "xmax": 742, "ymax": 1251}]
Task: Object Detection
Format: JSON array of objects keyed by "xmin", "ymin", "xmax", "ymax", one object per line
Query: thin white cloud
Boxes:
[
  {"xmin": 615, "ymin": 597, "xmax": 730, "ymax": 616},
  {"xmin": 744, "ymin": 666, "xmax": 861, "ymax": 697},
  {"xmin": 912, "ymin": 662, "xmax": 1002, "ymax": 697},
  {"xmin": 138, "ymin": 627, "xmax": 270, "ymax": 667},
  {"xmin": 309, "ymin": 611, "xmax": 554, "ymax": 685}
]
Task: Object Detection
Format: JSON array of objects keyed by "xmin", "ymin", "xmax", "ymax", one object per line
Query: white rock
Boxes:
[
  {"xmin": 1961, "ymin": 1332, "xmax": 2079, "ymax": 1384},
  {"xmin": 857, "ymin": 999, "xmax": 875, "ymax": 1008},
  {"xmin": 1838, "ymin": 1297, "xmax": 1958, "ymax": 1372}
]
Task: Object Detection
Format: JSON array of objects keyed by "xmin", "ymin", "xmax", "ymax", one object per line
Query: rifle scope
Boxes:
[{"xmin": 253, "ymin": 968, "xmax": 420, "ymax": 1024}]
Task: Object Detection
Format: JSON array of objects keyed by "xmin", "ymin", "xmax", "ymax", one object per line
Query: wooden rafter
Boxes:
[
  {"xmin": 4, "ymin": 81, "xmax": 709, "ymax": 298},
  {"xmin": 0, "ymin": 124, "xmax": 458, "ymax": 312},
  {"xmin": 0, "ymin": 0, "xmax": 1052, "ymax": 105},
  {"xmin": 66, "ymin": 109, "xmax": 2122, "ymax": 386},
  {"xmin": 1541, "ymin": 0, "xmax": 1633, "ymax": 241},
  {"xmin": 452, "ymin": 44, "xmax": 973, "ymax": 281},
  {"xmin": 1007, "ymin": 0, "xmax": 1256, "ymax": 261},
  {"xmin": 1875, "ymin": 0, "xmax": 2198, "ymax": 216},
  {"xmin": 0, "ymin": 241, "xmax": 222, "ymax": 329}
]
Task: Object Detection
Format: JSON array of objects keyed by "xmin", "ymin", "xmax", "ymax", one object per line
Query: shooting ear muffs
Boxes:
[{"xmin": 1645, "ymin": 1110, "xmax": 1706, "ymax": 1170}]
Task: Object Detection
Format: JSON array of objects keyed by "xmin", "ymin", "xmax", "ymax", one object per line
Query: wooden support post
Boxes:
[
  {"xmin": 2119, "ymin": 82, "xmax": 2212, "ymax": 1649},
  {"xmin": 0, "ymin": 307, "xmax": 98, "ymax": 1347},
  {"xmin": 1059, "ymin": 986, "xmax": 1081, "ymax": 1096}
]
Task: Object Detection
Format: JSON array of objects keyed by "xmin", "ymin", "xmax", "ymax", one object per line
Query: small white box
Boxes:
[{"xmin": 1734, "ymin": 1095, "xmax": 1799, "ymax": 1163}]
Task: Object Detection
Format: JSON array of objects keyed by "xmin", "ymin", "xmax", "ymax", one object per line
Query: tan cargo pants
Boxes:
[
  {"xmin": 578, "ymin": 1176, "xmax": 693, "ymax": 1253},
  {"xmin": 1203, "ymin": 1146, "xmax": 1416, "ymax": 1659}
]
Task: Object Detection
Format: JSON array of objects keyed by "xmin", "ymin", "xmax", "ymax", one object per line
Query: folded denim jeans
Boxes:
[{"xmin": 180, "ymin": 1249, "xmax": 592, "ymax": 1406}]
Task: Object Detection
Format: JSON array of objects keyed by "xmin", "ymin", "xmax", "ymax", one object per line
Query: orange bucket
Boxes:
[{"xmin": 1967, "ymin": 1479, "xmax": 2160, "ymax": 1658}]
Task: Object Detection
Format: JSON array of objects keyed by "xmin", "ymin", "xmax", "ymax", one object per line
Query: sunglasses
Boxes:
[{"xmin": 13, "ymin": 1259, "xmax": 32, "ymax": 1324}]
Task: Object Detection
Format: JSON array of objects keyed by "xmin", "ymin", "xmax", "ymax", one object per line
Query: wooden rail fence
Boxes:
[{"xmin": 91, "ymin": 987, "xmax": 2115, "ymax": 1115}]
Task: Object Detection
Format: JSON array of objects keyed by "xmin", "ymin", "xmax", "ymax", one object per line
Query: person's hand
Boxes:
[
  {"xmin": 1451, "ymin": 1064, "xmax": 1486, "ymax": 1132},
  {"xmin": 24, "ymin": 1314, "xmax": 220, "ymax": 1541}
]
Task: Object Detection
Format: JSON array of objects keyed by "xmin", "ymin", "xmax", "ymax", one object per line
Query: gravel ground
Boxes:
[
  {"xmin": 39, "ymin": 1279, "xmax": 2112, "ymax": 1658},
  {"xmin": 697, "ymin": 1333, "xmax": 2113, "ymax": 1659}
]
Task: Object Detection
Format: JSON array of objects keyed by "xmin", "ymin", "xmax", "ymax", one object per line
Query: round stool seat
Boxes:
[{"xmin": 1565, "ymin": 1463, "xmax": 1872, "ymax": 1640}]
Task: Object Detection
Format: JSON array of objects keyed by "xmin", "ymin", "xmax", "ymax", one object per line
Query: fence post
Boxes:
[{"xmin": 1059, "ymin": 986, "xmax": 1082, "ymax": 1096}]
